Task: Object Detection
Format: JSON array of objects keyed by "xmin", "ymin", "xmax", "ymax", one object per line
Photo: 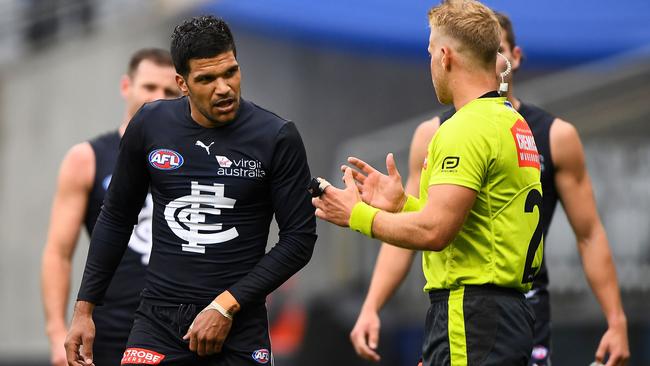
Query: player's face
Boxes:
[
  {"xmin": 177, "ymin": 51, "xmax": 241, "ymax": 126},
  {"xmin": 122, "ymin": 60, "xmax": 180, "ymax": 119},
  {"xmin": 428, "ymin": 28, "xmax": 452, "ymax": 104},
  {"xmin": 495, "ymin": 28, "xmax": 522, "ymax": 84}
]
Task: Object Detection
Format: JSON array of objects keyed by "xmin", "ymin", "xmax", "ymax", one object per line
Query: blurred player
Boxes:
[
  {"xmin": 349, "ymin": 11, "xmax": 630, "ymax": 366},
  {"xmin": 65, "ymin": 15, "xmax": 316, "ymax": 366},
  {"xmin": 314, "ymin": 1, "xmax": 542, "ymax": 364},
  {"xmin": 41, "ymin": 48, "xmax": 180, "ymax": 366}
]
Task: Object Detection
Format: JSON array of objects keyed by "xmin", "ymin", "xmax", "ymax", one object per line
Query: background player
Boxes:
[
  {"xmin": 41, "ymin": 48, "xmax": 180, "ymax": 366},
  {"xmin": 349, "ymin": 11, "xmax": 630, "ymax": 366},
  {"xmin": 314, "ymin": 1, "xmax": 542, "ymax": 364},
  {"xmin": 65, "ymin": 15, "xmax": 317, "ymax": 366}
]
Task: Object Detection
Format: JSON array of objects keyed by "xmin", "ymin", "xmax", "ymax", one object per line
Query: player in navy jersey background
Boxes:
[
  {"xmin": 41, "ymin": 48, "xmax": 180, "ymax": 366},
  {"xmin": 65, "ymin": 15, "xmax": 317, "ymax": 366},
  {"xmin": 349, "ymin": 11, "xmax": 629, "ymax": 366}
]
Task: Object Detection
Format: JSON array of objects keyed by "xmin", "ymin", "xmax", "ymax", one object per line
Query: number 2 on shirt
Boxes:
[{"xmin": 522, "ymin": 189, "xmax": 543, "ymax": 283}]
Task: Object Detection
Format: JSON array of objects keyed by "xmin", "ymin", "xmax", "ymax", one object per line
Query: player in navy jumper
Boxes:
[
  {"xmin": 41, "ymin": 48, "xmax": 179, "ymax": 366},
  {"xmin": 65, "ymin": 16, "xmax": 317, "ymax": 366}
]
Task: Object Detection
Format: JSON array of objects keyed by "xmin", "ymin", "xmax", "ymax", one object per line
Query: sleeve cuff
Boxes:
[
  {"xmin": 401, "ymin": 195, "xmax": 421, "ymax": 212},
  {"xmin": 349, "ymin": 202, "xmax": 380, "ymax": 238}
]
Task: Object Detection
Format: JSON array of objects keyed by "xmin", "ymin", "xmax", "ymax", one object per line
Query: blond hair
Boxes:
[{"xmin": 428, "ymin": 0, "xmax": 500, "ymax": 67}]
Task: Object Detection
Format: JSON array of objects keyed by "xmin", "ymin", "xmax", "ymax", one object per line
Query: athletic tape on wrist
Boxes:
[
  {"xmin": 349, "ymin": 202, "xmax": 380, "ymax": 238},
  {"xmin": 401, "ymin": 195, "xmax": 420, "ymax": 213},
  {"xmin": 203, "ymin": 301, "xmax": 234, "ymax": 320}
]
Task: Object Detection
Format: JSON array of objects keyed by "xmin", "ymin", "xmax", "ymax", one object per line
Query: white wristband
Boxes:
[{"xmin": 202, "ymin": 301, "xmax": 234, "ymax": 320}]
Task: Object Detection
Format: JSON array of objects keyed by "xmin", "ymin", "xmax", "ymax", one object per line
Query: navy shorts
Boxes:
[
  {"xmin": 422, "ymin": 285, "xmax": 535, "ymax": 366},
  {"xmin": 526, "ymin": 287, "xmax": 551, "ymax": 366},
  {"xmin": 92, "ymin": 301, "xmax": 137, "ymax": 366},
  {"xmin": 121, "ymin": 299, "xmax": 273, "ymax": 366}
]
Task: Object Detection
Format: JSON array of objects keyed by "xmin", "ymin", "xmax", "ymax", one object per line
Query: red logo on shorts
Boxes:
[
  {"xmin": 510, "ymin": 119, "xmax": 540, "ymax": 170},
  {"xmin": 121, "ymin": 348, "xmax": 166, "ymax": 365}
]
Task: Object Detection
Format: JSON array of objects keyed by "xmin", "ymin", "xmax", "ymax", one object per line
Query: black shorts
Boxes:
[
  {"xmin": 526, "ymin": 287, "xmax": 551, "ymax": 366},
  {"xmin": 92, "ymin": 302, "xmax": 137, "ymax": 366},
  {"xmin": 122, "ymin": 299, "xmax": 273, "ymax": 366},
  {"xmin": 422, "ymin": 285, "xmax": 535, "ymax": 366}
]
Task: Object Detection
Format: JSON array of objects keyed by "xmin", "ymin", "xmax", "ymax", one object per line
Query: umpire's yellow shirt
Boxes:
[{"xmin": 417, "ymin": 95, "xmax": 543, "ymax": 293}]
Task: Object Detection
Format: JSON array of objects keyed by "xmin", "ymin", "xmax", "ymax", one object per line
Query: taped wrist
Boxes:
[
  {"xmin": 349, "ymin": 202, "xmax": 380, "ymax": 238},
  {"xmin": 202, "ymin": 301, "xmax": 234, "ymax": 320}
]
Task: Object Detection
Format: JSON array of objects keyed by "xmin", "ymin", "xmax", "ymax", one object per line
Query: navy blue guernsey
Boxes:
[
  {"xmin": 439, "ymin": 102, "xmax": 557, "ymax": 289},
  {"xmin": 78, "ymin": 97, "xmax": 317, "ymax": 308},
  {"xmin": 86, "ymin": 131, "xmax": 120, "ymax": 234},
  {"xmin": 86, "ymin": 130, "xmax": 153, "ymax": 344}
]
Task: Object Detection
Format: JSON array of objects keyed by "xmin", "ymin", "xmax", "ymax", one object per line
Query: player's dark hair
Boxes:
[
  {"xmin": 170, "ymin": 15, "xmax": 237, "ymax": 77},
  {"xmin": 127, "ymin": 48, "xmax": 174, "ymax": 77},
  {"xmin": 494, "ymin": 12, "xmax": 516, "ymax": 48}
]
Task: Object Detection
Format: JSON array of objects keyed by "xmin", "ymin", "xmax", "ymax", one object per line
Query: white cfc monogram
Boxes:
[{"xmin": 164, "ymin": 181, "xmax": 239, "ymax": 254}]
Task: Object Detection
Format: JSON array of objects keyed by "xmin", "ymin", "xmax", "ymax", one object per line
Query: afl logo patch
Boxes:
[
  {"xmin": 531, "ymin": 345, "xmax": 548, "ymax": 360},
  {"xmin": 251, "ymin": 348, "xmax": 270, "ymax": 364},
  {"xmin": 149, "ymin": 149, "xmax": 183, "ymax": 170}
]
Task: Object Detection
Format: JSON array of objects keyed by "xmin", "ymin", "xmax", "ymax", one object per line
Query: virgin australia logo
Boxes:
[
  {"xmin": 164, "ymin": 181, "xmax": 239, "ymax": 254},
  {"xmin": 215, "ymin": 155, "xmax": 265, "ymax": 179},
  {"xmin": 216, "ymin": 155, "xmax": 232, "ymax": 167}
]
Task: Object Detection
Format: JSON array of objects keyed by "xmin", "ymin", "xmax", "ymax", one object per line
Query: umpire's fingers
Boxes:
[
  {"xmin": 385, "ymin": 153, "xmax": 400, "ymax": 178},
  {"xmin": 312, "ymin": 197, "xmax": 324, "ymax": 210},
  {"xmin": 342, "ymin": 165, "xmax": 367, "ymax": 184},
  {"xmin": 348, "ymin": 156, "xmax": 377, "ymax": 175},
  {"xmin": 342, "ymin": 167, "xmax": 356, "ymax": 191},
  {"xmin": 314, "ymin": 207, "xmax": 328, "ymax": 221}
]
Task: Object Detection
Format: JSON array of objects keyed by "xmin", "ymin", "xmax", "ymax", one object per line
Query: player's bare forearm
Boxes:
[
  {"xmin": 578, "ymin": 226, "xmax": 626, "ymax": 325},
  {"xmin": 552, "ymin": 119, "xmax": 629, "ymax": 363},
  {"xmin": 41, "ymin": 143, "xmax": 93, "ymax": 340},
  {"xmin": 551, "ymin": 120, "xmax": 626, "ymax": 324},
  {"xmin": 580, "ymin": 228, "xmax": 630, "ymax": 365},
  {"xmin": 42, "ymin": 252, "xmax": 72, "ymax": 336}
]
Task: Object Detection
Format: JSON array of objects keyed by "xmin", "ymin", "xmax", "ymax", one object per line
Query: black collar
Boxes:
[{"xmin": 479, "ymin": 90, "xmax": 501, "ymax": 99}]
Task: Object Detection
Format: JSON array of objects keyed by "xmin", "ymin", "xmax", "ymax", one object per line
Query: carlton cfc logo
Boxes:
[
  {"xmin": 251, "ymin": 349, "xmax": 270, "ymax": 364},
  {"xmin": 164, "ymin": 181, "xmax": 239, "ymax": 254},
  {"xmin": 149, "ymin": 149, "xmax": 184, "ymax": 170}
]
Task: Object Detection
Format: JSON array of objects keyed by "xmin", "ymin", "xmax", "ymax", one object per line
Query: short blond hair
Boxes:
[{"xmin": 428, "ymin": 0, "xmax": 500, "ymax": 67}]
